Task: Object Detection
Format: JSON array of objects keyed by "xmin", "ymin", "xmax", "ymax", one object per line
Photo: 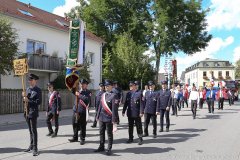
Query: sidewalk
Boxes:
[
  {"xmin": 0, "ymin": 106, "xmax": 124, "ymax": 126},
  {"xmin": 0, "ymin": 108, "xmax": 96, "ymax": 126}
]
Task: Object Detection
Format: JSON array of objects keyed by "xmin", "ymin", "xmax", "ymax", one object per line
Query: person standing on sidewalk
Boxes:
[
  {"xmin": 188, "ymin": 86, "xmax": 199, "ymax": 119},
  {"xmin": 22, "ymin": 74, "xmax": 42, "ymax": 156},
  {"xmin": 46, "ymin": 82, "xmax": 61, "ymax": 137},
  {"xmin": 94, "ymin": 80, "xmax": 119, "ymax": 156},
  {"xmin": 91, "ymin": 82, "xmax": 105, "ymax": 128},
  {"xmin": 68, "ymin": 79, "xmax": 92, "ymax": 145},
  {"xmin": 123, "ymin": 81, "xmax": 143, "ymax": 145},
  {"xmin": 156, "ymin": 80, "xmax": 172, "ymax": 132}
]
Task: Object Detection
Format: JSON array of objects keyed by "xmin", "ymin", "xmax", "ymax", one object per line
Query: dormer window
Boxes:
[
  {"xmin": 214, "ymin": 63, "xmax": 220, "ymax": 67},
  {"xmin": 18, "ymin": 9, "xmax": 34, "ymax": 17},
  {"xmin": 56, "ymin": 19, "xmax": 69, "ymax": 27}
]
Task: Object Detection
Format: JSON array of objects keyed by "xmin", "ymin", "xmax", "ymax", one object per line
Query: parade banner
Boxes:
[
  {"xmin": 65, "ymin": 19, "xmax": 85, "ymax": 90},
  {"xmin": 13, "ymin": 58, "xmax": 29, "ymax": 116},
  {"xmin": 13, "ymin": 58, "xmax": 28, "ymax": 76}
]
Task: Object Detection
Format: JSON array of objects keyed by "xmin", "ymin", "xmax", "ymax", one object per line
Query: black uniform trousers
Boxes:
[
  {"xmin": 206, "ymin": 98, "xmax": 214, "ymax": 113},
  {"xmin": 144, "ymin": 113, "xmax": 157, "ymax": 135},
  {"xmin": 160, "ymin": 109, "xmax": 170, "ymax": 129},
  {"xmin": 92, "ymin": 108, "xmax": 98, "ymax": 126},
  {"xmin": 199, "ymin": 98, "xmax": 204, "ymax": 109},
  {"xmin": 228, "ymin": 97, "xmax": 233, "ymax": 106},
  {"xmin": 191, "ymin": 100, "xmax": 197, "ymax": 118},
  {"xmin": 99, "ymin": 121, "xmax": 113, "ymax": 150},
  {"xmin": 72, "ymin": 113, "xmax": 86, "ymax": 141},
  {"xmin": 218, "ymin": 98, "xmax": 224, "ymax": 110},
  {"xmin": 182, "ymin": 97, "xmax": 188, "ymax": 108},
  {"xmin": 172, "ymin": 98, "xmax": 179, "ymax": 116},
  {"xmin": 128, "ymin": 117, "xmax": 143, "ymax": 140},
  {"xmin": 46, "ymin": 113, "xmax": 59, "ymax": 134},
  {"xmin": 25, "ymin": 117, "xmax": 38, "ymax": 149}
]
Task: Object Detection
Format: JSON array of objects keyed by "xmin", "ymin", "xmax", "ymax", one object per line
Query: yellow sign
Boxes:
[{"xmin": 13, "ymin": 58, "xmax": 28, "ymax": 75}]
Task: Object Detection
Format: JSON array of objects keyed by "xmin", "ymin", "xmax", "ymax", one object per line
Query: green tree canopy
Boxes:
[
  {"xmin": 103, "ymin": 33, "xmax": 155, "ymax": 89},
  {"xmin": 0, "ymin": 17, "xmax": 19, "ymax": 75},
  {"xmin": 235, "ymin": 59, "xmax": 240, "ymax": 79},
  {"xmin": 66, "ymin": 0, "xmax": 212, "ymax": 82}
]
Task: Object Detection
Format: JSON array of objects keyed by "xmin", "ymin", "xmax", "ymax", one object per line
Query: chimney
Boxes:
[{"xmin": 28, "ymin": 3, "xmax": 31, "ymax": 8}]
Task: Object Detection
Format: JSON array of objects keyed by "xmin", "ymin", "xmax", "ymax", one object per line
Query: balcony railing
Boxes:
[{"xmin": 27, "ymin": 54, "xmax": 63, "ymax": 71}]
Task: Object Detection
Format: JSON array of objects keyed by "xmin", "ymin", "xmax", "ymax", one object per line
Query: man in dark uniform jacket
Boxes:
[
  {"xmin": 156, "ymin": 80, "xmax": 172, "ymax": 132},
  {"xmin": 94, "ymin": 80, "xmax": 119, "ymax": 155},
  {"xmin": 46, "ymin": 82, "xmax": 61, "ymax": 137},
  {"xmin": 22, "ymin": 74, "xmax": 42, "ymax": 156},
  {"xmin": 142, "ymin": 81, "xmax": 158, "ymax": 138},
  {"xmin": 91, "ymin": 82, "xmax": 105, "ymax": 128},
  {"xmin": 68, "ymin": 79, "xmax": 91, "ymax": 145},
  {"xmin": 123, "ymin": 81, "xmax": 143, "ymax": 145}
]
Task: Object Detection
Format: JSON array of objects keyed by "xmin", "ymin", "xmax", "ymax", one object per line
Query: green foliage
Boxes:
[
  {"xmin": 0, "ymin": 17, "xmax": 19, "ymax": 75},
  {"xmin": 103, "ymin": 33, "xmax": 155, "ymax": 89},
  {"xmin": 235, "ymin": 58, "xmax": 240, "ymax": 79},
  {"xmin": 66, "ymin": 0, "xmax": 212, "ymax": 82}
]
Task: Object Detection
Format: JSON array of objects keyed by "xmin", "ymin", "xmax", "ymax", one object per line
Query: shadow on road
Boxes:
[
  {"xmin": 0, "ymin": 147, "xmax": 25, "ymax": 153},
  {"xmin": 40, "ymin": 146, "xmax": 175, "ymax": 156},
  {"xmin": 198, "ymin": 114, "xmax": 221, "ymax": 120}
]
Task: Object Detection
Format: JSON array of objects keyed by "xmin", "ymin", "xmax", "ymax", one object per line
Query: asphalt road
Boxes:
[{"xmin": 1, "ymin": 101, "xmax": 240, "ymax": 160}]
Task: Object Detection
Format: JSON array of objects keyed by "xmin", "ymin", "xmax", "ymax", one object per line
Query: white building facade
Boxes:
[
  {"xmin": 0, "ymin": 0, "xmax": 103, "ymax": 89},
  {"xmin": 185, "ymin": 58, "xmax": 235, "ymax": 88}
]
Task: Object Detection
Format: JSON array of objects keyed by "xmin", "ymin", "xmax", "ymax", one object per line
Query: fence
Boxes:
[{"xmin": 0, "ymin": 89, "xmax": 98, "ymax": 115}]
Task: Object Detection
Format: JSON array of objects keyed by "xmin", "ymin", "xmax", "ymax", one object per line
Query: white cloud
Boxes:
[
  {"xmin": 53, "ymin": 0, "xmax": 79, "ymax": 17},
  {"xmin": 233, "ymin": 46, "xmax": 240, "ymax": 63},
  {"xmin": 176, "ymin": 36, "xmax": 234, "ymax": 75},
  {"xmin": 207, "ymin": 0, "xmax": 240, "ymax": 31}
]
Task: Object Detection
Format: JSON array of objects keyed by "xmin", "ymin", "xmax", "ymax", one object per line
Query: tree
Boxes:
[
  {"xmin": 66, "ymin": 0, "xmax": 211, "ymax": 82},
  {"xmin": 235, "ymin": 58, "xmax": 240, "ymax": 79},
  {"xmin": 148, "ymin": 0, "xmax": 212, "ymax": 81},
  {"xmin": 0, "ymin": 17, "xmax": 19, "ymax": 75},
  {"xmin": 103, "ymin": 33, "xmax": 155, "ymax": 89}
]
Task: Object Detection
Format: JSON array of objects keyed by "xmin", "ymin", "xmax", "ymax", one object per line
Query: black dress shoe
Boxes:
[
  {"xmin": 33, "ymin": 149, "xmax": 39, "ymax": 156},
  {"xmin": 68, "ymin": 138, "xmax": 78, "ymax": 142},
  {"xmin": 153, "ymin": 134, "xmax": 157, "ymax": 138},
  {"xmin": 80, "ymin": 140, "xmax": 85, "ymax": 145},
  {"xmin": 24, "ymin": 147, "xmax": 33, "ymax": 152},
  {"xmin": 138, "ymin": 138, "xmax": 143, "ymax": 145},
  {"xmin": 94, "ymin": 147, "xmax": 105, "ymax": 152},
  {"xmin": 105, "ymin": 149, "xmax": 112, "ymax": 155},
  {"xmin": 159, "ymin": 129, "xmax": 163, "ymax": 132},
  {"xmin": 46, "ymin": 132, "xmax": 53, "ymax": 136},
  {"xmin": 126, "ymin": 139, "xmax": 133, "ymax": 143},
  {"xmin": 51, "ymin": 133, "xmax": 57, "ymax": 138},
  {"xmin": 91, "ymin": 125, "xmax": 96, "ymax": 128},
  {"xmin": 166, "ymin": 128, "xmax": 169, "ymax": 132}
]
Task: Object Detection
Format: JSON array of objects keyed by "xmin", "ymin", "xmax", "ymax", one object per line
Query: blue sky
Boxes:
[{"xmin": 18, "ymin": 0, "xmax": 240, "ymax": 77}]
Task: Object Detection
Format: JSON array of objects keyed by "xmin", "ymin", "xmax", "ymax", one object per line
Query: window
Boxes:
[
  {"xmin": 87, "ymin": 52, "xmax": 94, "ymax": 64},
  {"xmin": 218, "ymin": 71, "xmax": 222, "ymax": 77},
  {"xmin": 211, "ymin": 71, "xmax": 214, "ymax": 78},
  {"xmin": 27, "ymin": 40, "xmax": 46, "ymax": 54},
  {"xmin": 226, "ymin": 71, "xmax": 229, "ymax": 77},
  {"xmin": 203, "ymin": 71, "xmax": 207, "ymax": 76},
  {"xmin": 18, "ymin": 9, "xmax": 34, "ymax": 17},
  {"xmin": 215, "ymin": 63, "xmax": 220, "ymax": 67}
]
